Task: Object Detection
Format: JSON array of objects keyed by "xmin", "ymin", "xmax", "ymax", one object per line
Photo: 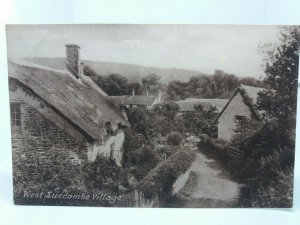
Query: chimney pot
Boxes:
[{"xmin": 158, "ymin": 90, "xmax": 161, "ymax": 103}]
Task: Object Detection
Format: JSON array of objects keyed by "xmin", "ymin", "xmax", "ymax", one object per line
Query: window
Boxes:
[
  {"xmin": 234, "ymin": 115, "xmax": 247, "ymax": 127},
  {"xmin": 10, "ymin": 103, "xmax": 22, "ymax": 133}
]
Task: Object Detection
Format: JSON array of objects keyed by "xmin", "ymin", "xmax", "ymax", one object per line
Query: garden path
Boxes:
[{"xmin": 167, "ymin": 148, "xmax": 242, "ymax": 207}]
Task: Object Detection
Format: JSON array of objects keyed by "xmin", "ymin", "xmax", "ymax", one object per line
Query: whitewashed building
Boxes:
[{"xmin": 215, "ymin": 85, "xmax": 263, "ymax": 141}]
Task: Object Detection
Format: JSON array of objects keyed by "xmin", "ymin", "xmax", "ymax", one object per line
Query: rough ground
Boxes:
[{"xmin": 166, "ymin": 148, "xmax": 242, "ymax": 208}]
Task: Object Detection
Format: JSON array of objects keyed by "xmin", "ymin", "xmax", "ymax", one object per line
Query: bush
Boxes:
[
  {"xmin": 198, "ymin": 121, "xmax": 295, "ymax": 207},
  {"xmin": 239, "ymin": 149, "xmax": 294, "ymax": 207},
  {"xmin": 138, "ymin": 150, "xmax": 196, "ymax": 199},
  {"xmin": 166, "ymin": 132, "xmax": 183, "ymax": 146},
  {"xmin": 197, "ymin": 134, "xmax": 229, "ymax": 161},
  {"xmin": 83, "ymin": 154, "xmax": 121, "ymax": 191}
]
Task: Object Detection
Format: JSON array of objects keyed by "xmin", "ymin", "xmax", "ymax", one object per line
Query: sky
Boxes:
[{"xmin": 6, "ymin": 24, "xmax": 284, "ymax": 79}]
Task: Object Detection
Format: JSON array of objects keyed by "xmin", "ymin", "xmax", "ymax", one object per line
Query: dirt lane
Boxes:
[{"xmin": 166, "ymin": 149, "xmax": 241, "ymax": 208}]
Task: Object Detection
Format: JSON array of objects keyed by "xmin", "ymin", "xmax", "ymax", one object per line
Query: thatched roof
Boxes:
[
  {"xmin": 8, "ymin": 59, "xmax": 129, "ymax": 140},
  {"xmin": 110, "ymin": 95, "xmax": 158, "ymax": 106},
  {"xmin": 240, "ymin": 84, "xmax": 263, "ymax": 104},
  {"xmin": 176, "ymin": 99, "xmax": 228, "ymax": 112},
  {"xmin": 215, "ymin": 85, "xmax": 264, "ymax": 122}
]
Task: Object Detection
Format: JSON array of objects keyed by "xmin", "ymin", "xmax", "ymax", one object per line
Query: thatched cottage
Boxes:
[
  {"xmin": 110, "ymin": 90, "xmax": 161, "ymax": 110},
  {"xmin": 9, "ymin": 44, "xmax": 129, "ymax": 166},
  {"xmin": 215, "ymin": 85, "xmax": 263, "ymax": 140},
  {"xmin": 176, "ymin": 98, "xmax": 228, "ymax": 113}
]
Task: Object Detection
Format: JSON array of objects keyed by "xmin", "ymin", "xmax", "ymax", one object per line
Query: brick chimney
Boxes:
[{"xmin": 65, "ymin": 44, "xmax": 81, "ymax": 78}]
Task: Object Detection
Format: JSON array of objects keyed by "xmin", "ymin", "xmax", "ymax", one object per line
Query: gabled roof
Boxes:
[
  {"xmin": 240, "ymin": 84, "xmax": 263, "ymax": 104},
  {"xmin": 110, "ymin": 95, "xmax": 158, "ymax": 106},
  {"xmin": 8, "ymin": 59, "xmax": 129, "ymax": 140},
  {"xmin": 215, "ymin": 85, "xmax": 264, "ymax": 122},
  {"xmin": 176, "ymin": 99, "xmax": 228, "ymax": 112}
]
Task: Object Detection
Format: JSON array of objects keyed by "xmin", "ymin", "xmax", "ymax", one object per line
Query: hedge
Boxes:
[
  {"xmin": 137, "ymin": 150, "xmax": 196, "ymax": 199},
  {"xmin": 198, "ymin": 134, "xmax": 228, "ymax": 153}
]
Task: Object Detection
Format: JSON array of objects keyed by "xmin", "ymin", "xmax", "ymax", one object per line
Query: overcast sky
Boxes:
[{"xmin": 6, "ymin": 24, "xmax": 283, "ymax": 79}]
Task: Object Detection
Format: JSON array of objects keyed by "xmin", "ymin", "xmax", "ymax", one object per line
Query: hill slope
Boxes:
[{"xmin": 23, "ymin": 57, "xmax": 203, "ymax": 83}]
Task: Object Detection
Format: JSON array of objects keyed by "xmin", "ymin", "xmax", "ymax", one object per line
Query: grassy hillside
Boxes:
[{"xmin": 24, "ymin": 57, "xmax": 202, "ymax": 83}]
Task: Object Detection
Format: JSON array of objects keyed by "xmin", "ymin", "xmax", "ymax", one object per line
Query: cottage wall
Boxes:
[
  {"xmin": 218, "ymin": 93, "xmax": 252, "ymax": 141},
  {"xmin": 10, "ymin": 82, "xmax": 89, "ymax": 165},
  {"xmin": 87, "ymin": 130, "xmax": 125, "ymax": 166},
  {"xmin": 10, "ymin": 80, "xmax": 125, "ymax": 167},
  {"xmin": 11, "ymin": 103, "xmax": 89, "ymax": 164}
]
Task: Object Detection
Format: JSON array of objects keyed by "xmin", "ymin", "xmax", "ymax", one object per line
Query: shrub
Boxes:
[
  {"xmin": 83, "ymin": 154, "xmax": 121, "ymax": 192},
  {"xmin": 166, "ymin": 132, "xmax": 183, "ymax": 146},
  {"xmin": 138, "ymin": 150, "xmax": 195, "ymax": 199},
  {"xmin": 197, "ymin": 134, "xmax": 229, "ymax": 161},
  {"xmin": 239, "ymin": 149, "xmax": 294, "ymax": 207}
]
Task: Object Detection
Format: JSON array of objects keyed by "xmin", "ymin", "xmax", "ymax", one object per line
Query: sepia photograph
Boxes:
[{"xmin": 6, "ymin": 24, "xmax": 299, "ymax": 208}]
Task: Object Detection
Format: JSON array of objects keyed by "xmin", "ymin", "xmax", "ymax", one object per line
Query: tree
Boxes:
[
  {"xmin": 142, "ymin": 74, "xmax": 161, "ymax": 95},
  {"xmin": 102, "ymin": 74, "xmax": 130, "ymax": 96},
  {"xmin": 128, "ymin": 82, "xmax": 143, "ymax": 95},
  {"xmin": 182, "ymin": 105, "xmax": 218, "ymax": 136},
  {"xmin": 239, "ymin": 77, "xmax": 264, "ymax": 87},
  {"xmin": 166, "ymin": 80, "xmax": 190, "ymax": 100},
  {"xmin": 126, "ymin": 107, "xmax": 156, "ymax": 141},
  {"xmin": 166, "ymin": 73, "xmax": 240, "ymax": 100},
  {"xmin": 257, "ymin": 27, "xmax": 299, "ymax": 130},
  {"xmin": 231, "ymin": 27, "xmax": 299, "ymax": 207},
  {"xmin": 152, "ymin": 101, "xmax": 180, "ymax": 122}
]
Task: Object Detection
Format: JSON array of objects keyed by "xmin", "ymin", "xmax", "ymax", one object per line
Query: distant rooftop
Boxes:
[
  {"xmin": 176, "ymin": 98, "xmax": 228, "ymax": 112},
  {"xmin": 110, "ymin": 95, "xmax": 158, "ymax": 106}
]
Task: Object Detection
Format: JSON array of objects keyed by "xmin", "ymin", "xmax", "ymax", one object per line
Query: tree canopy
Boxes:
[{"xmin": 257, "ymin": 27, "xmax": 300, "ymax": 129}]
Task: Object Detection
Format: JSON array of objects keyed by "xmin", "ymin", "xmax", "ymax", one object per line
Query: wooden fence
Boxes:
[
  {"xmin": 115, "ymin": 190, "xmax": 159, "ymax": 208},
  {"xmin": 227, "ymin": 146, "xmax": 244, "ymax": 161}
]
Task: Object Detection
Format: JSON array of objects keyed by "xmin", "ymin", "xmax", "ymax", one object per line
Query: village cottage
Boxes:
[
  {"xmin": 9, "ymin": 44, "xmax": 130, "ymax": 166},
  {"xmin": 176, "ymin": 98, "xmax": 228, "ymax": 114},
  {"xmin": 110, "ymin": 89, "xmax": 161, "ymax": 110},
  {"xmin": 215, "ymin": 85, "xmax": 263, "ymax": 141}
]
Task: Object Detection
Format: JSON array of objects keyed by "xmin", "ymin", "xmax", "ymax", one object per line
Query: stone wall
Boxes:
[
  {"xmin": 171, "ymin": 168, "xmax": 191, "ymax": 195},
  {"xmin": 87, "ymin": 130, "xmax": 125, "ymax": 166},
  {"xmin": 12, "ymin": 103, "xmax": 88, "ymax": 166}
]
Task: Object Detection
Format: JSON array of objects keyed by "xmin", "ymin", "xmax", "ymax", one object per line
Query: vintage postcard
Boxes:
[{"xmin": 6, "ymin": 25, "xmax": 298, "ymax": 207}]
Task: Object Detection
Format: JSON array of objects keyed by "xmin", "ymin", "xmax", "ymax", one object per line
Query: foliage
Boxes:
[
  {"xmin": 84, "ymin": 66, "xmax": 144, "ymax": 95},
  {"xmin": 166, "ymin": 72, "xmax": 241, "ymax": 100},
  {"xmin": 121, "ymin": 128, "xmax": 164, "ymax": 180},
  {"xmin": 126, "ymin": 106, "xmax": 156, "ymax": 141},
  {"xmin": 239, "ymin": 150, "xmax": 294, "ymax": 207},
  {"xmin": 126, "ymin": 103, "xmax": 181, "ymax": 140},
  {"xmin": 152, "ymin": 101, "xmax": 180, "ymax": 122},
  {"xmin": 257, "ymin": 27, "xmax": 299, "ymax": 129},
  {"xmin": 13, "ymin": 143, "xmax": 91, "ymax": 206},
  {"xmin": 138, "ymin": 150, "xmax": 196, "ymax": 199},
  {"xmin": 13, "ymin": 146, "xmax": 87, "ymax": 197},
  {"xmin": 141, "ymin": 73, "xmax": 161, "ymax": 95},
  {"xmin": 239, "ymin": 76, "xmax": 264, "ymax": 87},
  {"xmin": 181, "ymin": 105, "xmax": 218, "ymax": 136},
  {"xmin": 231, "ymin": 27, "xmax": 298, "ymax": 207},
  {"xmin": 198, "ymin": 134, "xmax": 229, "ymax": 155},
  {"xmin": 166, "ymin": 132, "xmax": 183, "ymax": 146},
  {"xmin": 128, "ymin": 82, "xmax": 143, "ymax": 95},
  {"xmin": 231, "ymin": 117, "xmax": 262, "ymax": 147},
  {"xmin": 83, "ymin": 154, "xmax": 121, "ymax": 191}
]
